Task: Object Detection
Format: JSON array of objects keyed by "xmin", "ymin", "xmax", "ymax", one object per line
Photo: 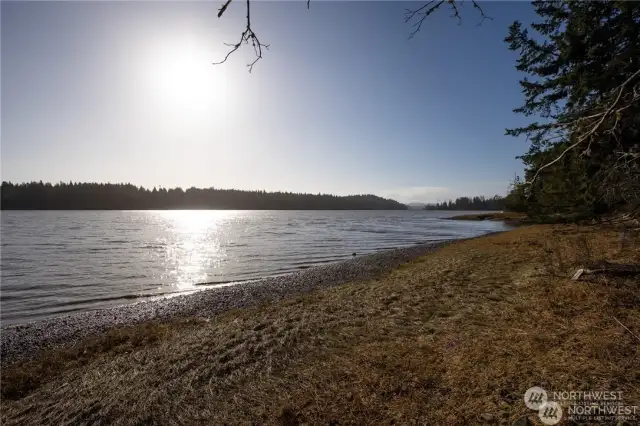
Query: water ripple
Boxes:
[{"xmin": 0, "ymin": 210, "xmax": 509, "ymax": 324}]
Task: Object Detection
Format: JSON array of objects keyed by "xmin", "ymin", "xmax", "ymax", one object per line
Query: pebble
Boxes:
[{"xmin": 1, "ymin": 241, "xmax": 453, "ymax": 365}]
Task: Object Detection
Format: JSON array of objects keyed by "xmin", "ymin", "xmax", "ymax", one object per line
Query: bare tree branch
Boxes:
[
  {"xmin": 472, "ymin": 0, "xmax": 492, "ymax": 26},
  {"xmin": 404, "ymin": 1, "xmax": 492, "ymax": 38},
  {"xmin": 527, "ymin": 68, "xmax": 640, "ymax": 186},
  {"xmin": 405, "ymin": 1, "xmax": 446, "ymax": 39},
  {"xmin": 218, "ymin": 0, "xmax": 232, "ymax": 18},
  {"xmin": 213, "ymin": 0, "xmax": 269, "ymax": 72},
  {"xmin": 216, "ymin": 0, "xmax": 492, "ymax": 70},
  {"xmin": 450, "ymin": 1, "xmax": 462, "ymax": 25}
]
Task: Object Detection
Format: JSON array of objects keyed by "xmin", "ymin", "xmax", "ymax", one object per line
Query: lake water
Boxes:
[{"xmin": 0, "ymin": 210, "xmax": 509, "ymax": 325}]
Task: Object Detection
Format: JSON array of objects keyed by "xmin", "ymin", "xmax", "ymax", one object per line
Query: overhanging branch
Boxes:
[
  {"xmin": 213, "ymin": 0, "xmax": 269, "ymax": 72},
  {"xmin": 526, "ymin": 68, "xmax": 640, "ymax": 186},
  {"xmin": 215, "ymin": 0, "xmax": 492, "ymax": 70},
  {"xmin": 405, "ymin": 0, "xmax": 492, "ymax": 38}
]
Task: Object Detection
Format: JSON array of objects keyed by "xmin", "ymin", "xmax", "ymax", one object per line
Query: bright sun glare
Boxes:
[
  {"xmin": 144, "ymin": 36, "xmax": 227, "ymax": 113},
  {"xmin": 158, "ymin": 211, "xmax": 240, "ymax": 291}
]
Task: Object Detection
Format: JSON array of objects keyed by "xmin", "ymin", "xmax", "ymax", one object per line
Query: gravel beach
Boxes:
[{"xmin": 1, "ymin": 240, "xmax": 453, "ymax": 365}]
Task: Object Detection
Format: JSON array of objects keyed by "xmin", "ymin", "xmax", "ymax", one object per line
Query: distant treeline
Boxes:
[
  {"xmin": 0, "ymin": 182, "xmax": 407, "ymax": 210},
  {"xmin": 424, "ymin": 195, "xmax": 504, "ymax": 211}
]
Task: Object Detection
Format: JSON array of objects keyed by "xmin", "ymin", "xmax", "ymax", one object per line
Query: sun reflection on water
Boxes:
[{"xmin": 153, "ymin": 210, "xmax": 240, "ymax": 291}]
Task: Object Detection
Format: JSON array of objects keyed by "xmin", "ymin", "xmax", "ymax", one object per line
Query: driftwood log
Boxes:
[{"xmin": 571, "ymin": 261, "xmax": 640, "ymax": 280}]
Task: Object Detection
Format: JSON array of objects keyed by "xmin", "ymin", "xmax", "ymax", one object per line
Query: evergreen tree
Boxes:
[
  {"xmin": 0, "ymin": 182, "xmax": 408, "ymax": 210},
  {"xmin": 424, "ymin": 195, "xmax": 505, "ymax": 211},
  {"xmin": 505, "ymin": 1, "xmax": 640, "ymax": 216}
]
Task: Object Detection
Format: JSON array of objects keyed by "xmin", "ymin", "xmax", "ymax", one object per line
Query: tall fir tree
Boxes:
[{"xmin": 505, "ymin": 0, "xmax": 640, "ymax": 216}]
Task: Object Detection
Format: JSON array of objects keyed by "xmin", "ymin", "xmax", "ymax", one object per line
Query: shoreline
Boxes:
[
  {"xmin": 2, "ymin": 224, "xmax": 638, "ymax": 425},
  {"xmin": 1, "ymin": 239, "xmax": 458, "ymax": 365},
  {"xmin": 445, "ymin": 211, "xmax": 528, "ymax": 224}
]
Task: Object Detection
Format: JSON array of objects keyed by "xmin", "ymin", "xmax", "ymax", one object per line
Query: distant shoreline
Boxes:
[
  {"xmin": 447, "ymin": 211, "xmax": 528, "ymax": 225},
  {"xmin": 1, "ymin": 182, "xmax": 407, "ymax": 210},
  {"xmin": 2, "ymin": 208, "xmax": 409, "ymax": 211},
  {"xmin": 1, "ymin": 208, "xmax": 504, "ymax": 212}
]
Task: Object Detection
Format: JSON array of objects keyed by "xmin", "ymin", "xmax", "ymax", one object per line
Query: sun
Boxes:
[{"xmin": 143, "ymin": 35, "xmax": 227, "ymax": 114}]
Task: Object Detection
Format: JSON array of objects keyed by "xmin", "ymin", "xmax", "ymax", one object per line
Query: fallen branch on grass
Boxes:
[
  {"xmin": 613, "ymin": 317, "xmax": 640, "ymax": 343},
  {"xmin": 571, "ymin": 262, "xmax": 640, "ymax": 280}
]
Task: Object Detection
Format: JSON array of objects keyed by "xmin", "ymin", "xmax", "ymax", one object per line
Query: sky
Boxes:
[{"xmin": 1, "ymin": 1, "xmax": 539, "ymax": 203}]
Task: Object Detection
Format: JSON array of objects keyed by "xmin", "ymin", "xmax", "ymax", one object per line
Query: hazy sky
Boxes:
[{"xmin": 1, "ymin": 1, "xmax": 537, "ymax": 203}]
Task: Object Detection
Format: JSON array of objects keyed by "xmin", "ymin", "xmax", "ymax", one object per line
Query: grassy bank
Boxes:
[{"xmin": 2, "ymin": 225, "xmax": 639, "ymax": 425}]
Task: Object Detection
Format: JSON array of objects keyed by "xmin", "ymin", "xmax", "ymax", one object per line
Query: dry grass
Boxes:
[
  {"xmin": 2, "ymin": 225, "xmax": 639, "ymax": 425},
  {"xmin": 1, "ymin": 319, "xmax": 203, "ymax": 401}
]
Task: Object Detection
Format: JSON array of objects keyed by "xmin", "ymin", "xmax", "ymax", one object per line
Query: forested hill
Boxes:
[
  {"xmin": 424, "ymin": 196, "xmax": 505, "ymax": 211},
  {"xmin": 0, "ymin": 182, "xmax": 407, "ymax": 210}
]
